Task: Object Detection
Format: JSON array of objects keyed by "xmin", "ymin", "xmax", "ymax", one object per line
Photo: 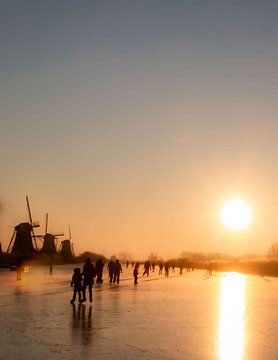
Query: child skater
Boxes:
[
  {"xmin": 70, "ymin": 267, "xmax": 83, "ymax": 304},
  {"xmin": 133, "ymin": 262, "xmax": 139, "ymax": 285}
]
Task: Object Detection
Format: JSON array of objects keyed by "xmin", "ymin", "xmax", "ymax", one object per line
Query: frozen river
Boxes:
[{"xmin": 1, "ymin": 265, "xmax": 278, "ymax": 360}]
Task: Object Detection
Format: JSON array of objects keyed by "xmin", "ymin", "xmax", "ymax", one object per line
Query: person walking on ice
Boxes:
[
  {"xmin": 113, "ymin": 259, "xmax": 122, "ymax": 284},
  {"xmin": 107, "ymin": 258, "xmax": 115, "ymax": 283},
  {"xmin": 133, "ymin": 262, "xmax": 139, "ymax": 285},
  {"xmin": 70, "ymin": 267, "xmax": 83, "ymax": 304},
  {"xmin": 81, "ymin": 258, "xmax": 96, "ymax": 303}
]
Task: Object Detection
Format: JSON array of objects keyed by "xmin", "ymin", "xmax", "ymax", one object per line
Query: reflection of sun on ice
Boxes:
[
  {"xmin": 220, "ymin": 198, "xmax": 253, "ymax": 231},
  {"xmin": 218, "ymin": 272, "xmax": 246, "ymax": 360}
]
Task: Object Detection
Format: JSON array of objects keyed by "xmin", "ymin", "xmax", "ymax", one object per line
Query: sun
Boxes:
[{"xmin": 220, "ymin": 198, "xmax": 253, "ymax": 231}]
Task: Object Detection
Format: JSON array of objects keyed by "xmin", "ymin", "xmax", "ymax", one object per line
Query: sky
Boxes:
[{"xmin": 1, "ymin": 0, "xmax": 278, "ymax": 259}]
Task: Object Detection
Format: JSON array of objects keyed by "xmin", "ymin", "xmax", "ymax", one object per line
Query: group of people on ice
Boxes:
[
  {"xmin": 71, "ymin": 258, "xmax": 96, "ymax": 304},
  {"xmin": 71, "ymin": 257, "xmax": 125, "ymax": 304},
  {"xmin": 107, "ymin": 258, "xmax": 123, "ymax": 284},
  {"xmin": 70, "ymin": 257, "xmax": 194, "ymax": 304}
]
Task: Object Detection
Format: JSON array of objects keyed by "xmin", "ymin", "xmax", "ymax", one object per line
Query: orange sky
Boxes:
[{"xmin": 1, "ymin": 1, "xmax": 278, "ymax": 258}]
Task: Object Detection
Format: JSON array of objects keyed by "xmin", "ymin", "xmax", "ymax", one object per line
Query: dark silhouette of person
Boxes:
[
  {"xmin": 70, "ymin": 267, "xmax": 83, "ymax": 304},
  {"xmin": 126, "ymin": 260, "xmax": 129, "ymax": 268},
  {"xmin": 171, "ymin": 263, "xmax": 175, "ymax": 273},
  {"xmin": 152, "ymin": 262, "xmax": 155, "ymax": 272},
  {"xmin": 81, "ymin": 258, "xmax": 96, "ymax": 303},
  {"xmin": 113, "ymin": 259, "xmax": 122, "ymax": 284},
  {"xmin": 133, "ymin": 262, "xmax": 139, "ymax": 285},
  {"xmin": 107, "ymin": 259, "xmax": 115, "ymax": 283},
  {"xmin": 206, "ymin": 262, "xmax": 212, "ymax": 276},
  {"xmin": 95, "ymin": 257, "xmax": 105, "ymax": 283},
  {"xmin": 159, "ymin": 262, "xmax": 163, "ymax": 275},
  {"xmin": 179, "ymin": 264, "xmax": 184, "ymax": 275},
  {"xmin": 143, "ymin": 261, "xmax": 151, "ymax": 277},
  {"xmin": 15, "ymin": 256, "xmax": 23, "ymax": 281},
  {"xmin": 165, "ymin": 262, "xmax": 169, "ymax": 277},
  {"xmin": 131, "ymin": 261, "xmax": 134, "ymax": 268}
]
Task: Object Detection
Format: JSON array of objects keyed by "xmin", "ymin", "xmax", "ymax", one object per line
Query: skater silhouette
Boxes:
[
  {"xmin": 107, "ymin": 258, "xmax": 115, "ymax": 283},
  {"xmin": 95, "ymin": 257, "xmax": 105, "ymax": 283},
  {"xmin": 133, "ymin": 262, "xmax": 139, "ymax": 285},
  {"xmin": 81, "ymin": 258, "xmax": 96, "ymax": 303},
  {"xmin": 113, "ymin": 259, "xmax": 122, "ymax": 284},
  {"xmin": 143, "ymin": 261, "xmax": 151, "ymax": 277},
  {"xmin": 165, "ymin": 262, "xmax": 169, "ymax": 277},
  {"xmin": 70, "ymin": 267, "xmax": 83, "ymax": 304}
]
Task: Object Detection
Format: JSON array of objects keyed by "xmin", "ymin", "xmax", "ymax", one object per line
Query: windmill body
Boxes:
[
  {"xmin": 11, "ymin": 223, "xmax": 36, "ymax": 256},
  {"xmin": 60, "ymin": 240, "xmax": 74, "ymax": 261},
  {"xmin": 6, "ymin": 197, "xmax": 39, "ymax": 257},
  {"xmin": 58, "ymin": 225, "xmax": 75, "ymax": 262},
  {"xmin": 39, "ymin": 214, "xmax": 64, "ymax": 255},
  {"xmin": 41, "ymin": 233, "xmax": 57, "ymax": 255}
]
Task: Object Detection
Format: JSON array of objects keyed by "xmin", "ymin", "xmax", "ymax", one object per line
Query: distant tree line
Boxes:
[
  {"xmin": 267, "ymin": 243, "xmax": 278, "ymax": 258},
  {"xmin": 76, "ymin": 251, "xmax": 107, "ymax": 264}
]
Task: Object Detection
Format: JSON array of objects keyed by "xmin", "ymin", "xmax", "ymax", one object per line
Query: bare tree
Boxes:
[{"xmin": 267, "ymin": 243, "xmax": 278, "ymax": 258}]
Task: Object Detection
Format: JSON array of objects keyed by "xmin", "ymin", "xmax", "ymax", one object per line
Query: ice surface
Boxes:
[{"xmin": 1, "ymin": 266, "xmax": 278, "ymax": 360}]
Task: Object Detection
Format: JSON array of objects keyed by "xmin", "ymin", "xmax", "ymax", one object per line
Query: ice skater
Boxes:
[
  {"xmin": 107, "ymin": 258, "xmax": 115, "ymax": 283},
  {"xmin": 81, "ymin": 258, "xmax": 96, "ymax": 303},
  {"xmin": 113, "ymin": 259, "xmax": 122, "ymax": 284},
  {"xmin": 179, "ymin": 264, "xmax": 184, "ymax": 274},
  {"xmin": 133, "ymin": 262, "xmax": 139, "ymax": 285},
  {"xmin": 95, "ymin": 257, "xmax": 105, "ymax": 283},
  {"xmin": 165, "ymin": 262, "xmax": 169, "ymax": 277},
  {"xmin": 70, "ymin": 267, "xmax": 83, "ymax": 304},
  {"xmin": 15, "ymin": 256, "xmax": 23, "ymax": 281},
  {"xmin": 143, "ymin": 260, "xmax": 151, "ymax": 277}
]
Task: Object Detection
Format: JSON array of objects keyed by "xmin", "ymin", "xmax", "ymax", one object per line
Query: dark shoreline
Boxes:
[
  {"xmin": 188, "ymin": 259, "xmax": 278, "ymax": 278},
  {"xmin": 1, "ymin": 251, "xmax": 278, "ymax": 279}
]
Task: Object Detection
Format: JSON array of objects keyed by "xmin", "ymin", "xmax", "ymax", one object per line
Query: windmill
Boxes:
[
  {"xmin": 39, "ymin": 213, "xmax": 64, "ymax": 254},
  {"xmin": 37, "ymin": 213, "xmax": 64, "ymax": 274},
  {"xmin": 58, "ymin": 225, "xmax": 75, "ymax": 262},
  {"xmin": 6, "ymin": 196, "xmax": 40, "ymax": 256}
]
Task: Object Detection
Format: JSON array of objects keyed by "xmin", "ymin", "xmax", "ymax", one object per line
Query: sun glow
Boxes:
[
  {"xmin": 218, "ymin": 272, "xmax": 246, "ymax": 360},
  {"xmin": 220, "ymin": 198, "xmax": 253, "ymax": 231}
]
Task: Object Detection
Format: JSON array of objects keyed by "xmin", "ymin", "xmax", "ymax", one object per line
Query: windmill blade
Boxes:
[
  {"xmin": 26, "ymin": 196, "xmax": 38, "ymax": 251},
  {"xmin": 26, "ymin": 196, "xmax": 33, "ymax": 225},
  {"xmin": 32, "ymin": 230, "xmax": 38, "ymax": 251},
  {"xmin": 7, "ymin": 230, "xmax": 16, "ymax": 253},
  {"xmin": 57, "ymin": 242, "xmax": 62, "ymax": 252},
  {"xmin": 45, "ymin": 213, "xmax": 49, "ymax": 234},
  {"xmin": 71, "ymin": 242, "xmax": 75, "ymax": 257},
  {"xmin": 68, "ymin": 225, "xmax": 72, "ymax": 240},
  {"xmin": 31, "ymin": 235, "xmax": 44, "ymax": 246},
  {"xmin": 53, "ymin": 233, "xmax": 64, "ymax": 237}
]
